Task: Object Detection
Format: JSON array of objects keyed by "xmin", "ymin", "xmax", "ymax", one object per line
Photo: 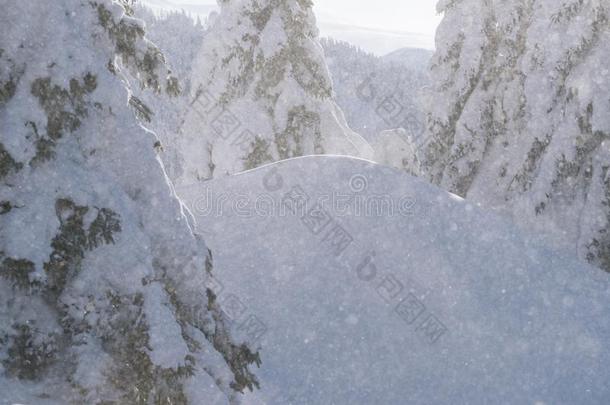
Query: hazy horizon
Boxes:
[{"xmin": 142, "ymin": 0, "xmax": 442, "ymax": 54}]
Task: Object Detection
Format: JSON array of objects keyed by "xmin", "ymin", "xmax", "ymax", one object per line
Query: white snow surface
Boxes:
[{"xmin": 179, "ymin": 155, "xmax": 610, "ymax": 404}]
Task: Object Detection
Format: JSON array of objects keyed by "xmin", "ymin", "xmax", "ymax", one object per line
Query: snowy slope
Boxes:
[
  {"xmin": 175, "ymin": 0, "xmax": 373, "ymax": 186},
  {"xmin": 382, "ymin": 47, "xmax": 434, "ymax": 68},
  {"xmin": 178, "ymin": 156, "xmax": 610, "ymax": 404},
  {"xmin": 0, "ymin": 1, "xmax": 259, "ymax": 402},
  {"xmin": 422, "ymin": 0, "xmax": 610, "ymax": 273}
]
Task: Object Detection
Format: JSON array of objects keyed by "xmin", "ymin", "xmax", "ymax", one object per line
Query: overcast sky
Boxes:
[
  {"xmin": 148, "ymin": 0, "xmax": 443, "ymax": 53},
  {"xmin": 312, "ymin": 0, "xmax": 441, "ymax": 37},
  {"xmin": 173, "ymin": 0, "xmax": 442, "ymax": 37}
]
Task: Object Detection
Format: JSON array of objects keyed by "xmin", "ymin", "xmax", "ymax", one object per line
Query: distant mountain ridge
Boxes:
[
  {"xmin": 318, "ymin": 21, "xmax": 435, "ymax": 54},
  {"xmin": 322, "ymin": 38, "xmax": 431, "ymax": 172},
  {"xmin": 382, "ymin": 47, "xmax": 434, "ymax": 67}
]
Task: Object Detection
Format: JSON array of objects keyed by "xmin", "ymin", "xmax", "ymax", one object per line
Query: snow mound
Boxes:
[{"xmin": 178, "ymin": 155, "xmax": 610, "ymax": 404}]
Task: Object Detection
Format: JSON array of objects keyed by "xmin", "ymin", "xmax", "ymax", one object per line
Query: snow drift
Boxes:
[{"xmin": 179, "ymin": 155, "xmax": 610, "ymax": 404}]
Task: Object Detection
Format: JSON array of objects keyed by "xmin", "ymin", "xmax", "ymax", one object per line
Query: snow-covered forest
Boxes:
[{"xmin": 1, "ymin": 0, "xmax": 608, "ymax": 403}]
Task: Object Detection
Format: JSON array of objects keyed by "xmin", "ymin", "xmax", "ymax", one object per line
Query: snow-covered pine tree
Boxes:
[
  {"xmin": 175, "ymin": 0, "xmax": 374, "ymax": 184},
  {"xmin": 134, "ymin": 4, "xmax": 206, "ymax": 86},
  {"xmin": 372, "ymin": 128, "xmax": 422, "ymax": 176},
  {"xmin": 129, "ymin": 3, "xmax": 208, "ymax": 182},
  {"xmin": 422, "ymin": 0, "xmax": 610, "ymax": 272},
  {"xmin": 0, "ymin": 0, "xmax": 259, "ymax": 402}
]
